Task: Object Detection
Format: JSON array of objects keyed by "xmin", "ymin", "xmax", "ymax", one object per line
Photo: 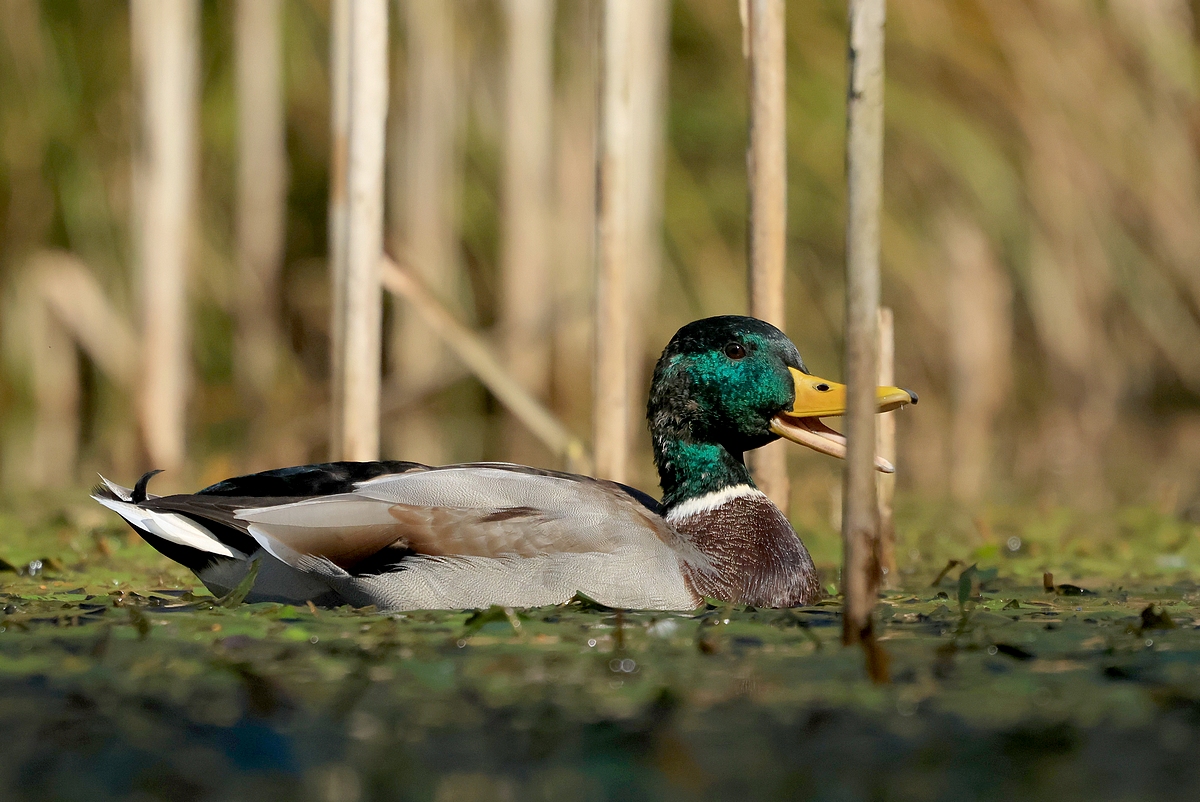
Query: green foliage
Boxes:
[
  {"xmin": 956, "ymin": 563, "xmax": 999, "ymax": 610},
  {"xmin": 217, "ymin": 557, "xmax": 261, "ymax": 609}
]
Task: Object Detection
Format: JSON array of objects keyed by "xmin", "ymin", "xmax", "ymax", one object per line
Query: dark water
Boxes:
[
  {"xmin": 2, "ymin": 584, "xmax": 1200, "ymax": 802},
  {"xmin": 4, "ymin": 670, "xmax": 1200, "ymax": 802}
]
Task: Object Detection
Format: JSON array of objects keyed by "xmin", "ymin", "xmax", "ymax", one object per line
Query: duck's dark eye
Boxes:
[
  {"xmin": 815, "ymin": 383, "xmax": 831, "ymax": 392},
  {"xmin": 724, "ymin": 342, "xmax": 747, "ymax": 360}
]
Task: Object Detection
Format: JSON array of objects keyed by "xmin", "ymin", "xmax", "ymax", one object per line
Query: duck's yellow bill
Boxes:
[{"xmin": 769, "ymin": 367, "xmax": 916, "ymax": 474}]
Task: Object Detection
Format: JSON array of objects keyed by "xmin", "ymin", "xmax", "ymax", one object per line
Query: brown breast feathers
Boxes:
[{"xmin": 671, "ymin": 489, "xmax": 822, "ymax": 608}]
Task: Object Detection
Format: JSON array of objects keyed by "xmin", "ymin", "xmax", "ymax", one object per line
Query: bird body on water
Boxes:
[{"xmin": 94, "ymin": 316, "xmax": 915, "ymax": 611}]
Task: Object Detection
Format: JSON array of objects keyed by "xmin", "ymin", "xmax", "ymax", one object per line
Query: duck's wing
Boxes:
[{"xmin": 137, "ymin": 461, "xmax": 686, "ymax": 575}]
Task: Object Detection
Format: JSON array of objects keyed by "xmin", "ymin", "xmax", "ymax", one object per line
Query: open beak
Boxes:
[{"xmin": 769, "ymin": 367, "xmax": 916, "ymax": 474}]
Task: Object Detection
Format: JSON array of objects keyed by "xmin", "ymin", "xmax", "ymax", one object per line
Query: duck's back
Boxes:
[
  {"xmin": 245, "ymin": 463, "xmax": 702, "ymax": 610},
  {"xmin": 100, "ymin": 462, "xmax": 703, "ymax": 611}
]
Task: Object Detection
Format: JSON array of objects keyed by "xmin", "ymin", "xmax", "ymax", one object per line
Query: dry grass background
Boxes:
[{"xmin": 1, "ymin": 0, "xmax": 1200, "ymax": 524}]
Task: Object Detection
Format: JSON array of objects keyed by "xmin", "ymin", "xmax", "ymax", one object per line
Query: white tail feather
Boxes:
[{"xmin": 92, "ymin": 495, "xmax": 244, "ymax": 559}]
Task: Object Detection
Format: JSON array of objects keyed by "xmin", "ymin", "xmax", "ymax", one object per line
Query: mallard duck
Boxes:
[{"xmin": 93, "ymin": 316, "xmax": 914, "ymax": 610}]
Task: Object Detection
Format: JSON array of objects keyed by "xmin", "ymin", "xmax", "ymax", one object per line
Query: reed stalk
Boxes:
[
  {"xmin": 876, "ymin": 306, "xmax": 896, "ymax": 586},
  {"xmin": 842, "ymin": 0, "xmax": 886, "ymax": 677},
  {"xmin": 500, "ymin": 0, "xmax": 555, "ymax": 461},
  {"xmin": 743, "ymin": 0, "xmax": 790, "ymax": 514},
  {"xmin": 329, "ymin": 0, "xmax": 388, "ymax": 461},
  {"xmin": 389, "ymin": 0, "xmax": 460, "ymax": 465},
  {"xmin": 594, "ymin": 0, "xmax": 633, "ymax": 483},
  {"xmin": 131, "ymin": 0, "xmax": 199, "ymax": 472},
  {"xmin": 234, "ymin": 0, "xmax": 287, "ymax": 402}
]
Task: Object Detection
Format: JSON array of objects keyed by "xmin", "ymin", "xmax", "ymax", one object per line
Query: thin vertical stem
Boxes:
[
  {"xmin": 329, "ymin": 0, "xmax": 351, "ymax": 457},
  {"xmin": 391, "ymin": 0, "xmax": 459, "ymax": 465},
  {"xmin": 234, "ymin": 0, "xmax": 287, "ymax": 401},
  {"xmin": 330, "ymin": 0, "xmax": 389, "ymax": 461},
  {"xmin": 501, "ymin": 0, "xmax": 554, "ymax": 398},
  {"xmin": 624, "ymin": 0, "xmax": 670, "ymax": 457},
  {"xmin": 744, "ymin": 0, "xmax": 790, "ymax": 514},
  {"xmin": 877, "ymin": 306, "xmax": 897, "ymax": 586},
  {"xmin": 594, "ymin": 0, "xmax": 632, "ymax": 483},
  {"xmin": 551, "ymin": 0, "xmax": 598, "ymax": 458},
  {"xmin": 944, "ymin": 212, "xmax": 1012, "ymax": 505},
  {"xmin": 131, "ymin": 0, "xmax": 199, "ymax": 473},
  {"xmin": 842, "ymin": 0, "xmax": 886, "ymax": 660}
]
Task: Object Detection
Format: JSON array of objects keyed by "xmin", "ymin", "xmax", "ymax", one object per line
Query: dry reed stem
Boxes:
[
  {"xmin": 234, "ymin": 0, "xmax": 287, "ymax": 401},
  {"xmin": 131, "ymin": 0, "xmax": 199, "ymax": 472},
  {"xmin": 842, "ymin": 0, "xmax": 886, "ymax": 650},
  {"xmin": 500, "ymin": 0, "xmax": 556, "ymax": 464},
  {"xmin": 382, "ymin": 258, "xmax": 591, "ymax": 473},
  {"xmin": 551, "ymin": 0, "xmax": 598, "ymax": 440},
  {"xmin": 943, "ymin": 213, "xmax": 1011, "ymax": 505},
  {"xmin": 329, "ymin": 0, "xmax": 388, "ymax": 462},
  {"xmin": 390, "ymin": 0, "xmax": 460, "ymax": 465},
  {"xmin": 501, "ymin": 0, "xmax": 554, "ymax": 400},
  {"xmin": 876, "ymin": 306, "xmax": 896, "ymax": 587},
  {"xmin": 623, "ymin": 0, "xmax": 670, "ymax": 455},
  {"xmin": 328, "ymin": 0, "xmax": 351, "ymax": 457},
  {"xmin": 743, "ymin": 0, "xmax": 790, "ymax": 514},
  {"xmin": 594, "ymin": 0, "xmax": 634, "ymax": 483}
]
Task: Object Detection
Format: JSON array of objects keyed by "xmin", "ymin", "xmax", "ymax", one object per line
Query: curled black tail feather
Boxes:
[{"xmin": 132, "ymin": 470, "xmax": 163, "ymax": 504}]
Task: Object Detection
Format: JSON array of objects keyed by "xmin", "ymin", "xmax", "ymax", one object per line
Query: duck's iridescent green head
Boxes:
[
  {"xmin": 647, "ymin": 316, "xmax": 915, "ymax": 508},
  {"xmin": 648, "ymin": 316, "xmax": 804, "ymax": 454}
]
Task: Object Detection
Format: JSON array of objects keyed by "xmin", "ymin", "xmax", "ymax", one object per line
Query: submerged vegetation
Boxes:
[{"xmin": 2, "ymin": 494, "xmax": 1199, "ymax": 800}]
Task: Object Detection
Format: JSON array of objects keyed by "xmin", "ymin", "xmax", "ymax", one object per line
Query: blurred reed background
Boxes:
[{"xmin": 2, "ymin": 0, "xmax": 1200, "ymax": 534}]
